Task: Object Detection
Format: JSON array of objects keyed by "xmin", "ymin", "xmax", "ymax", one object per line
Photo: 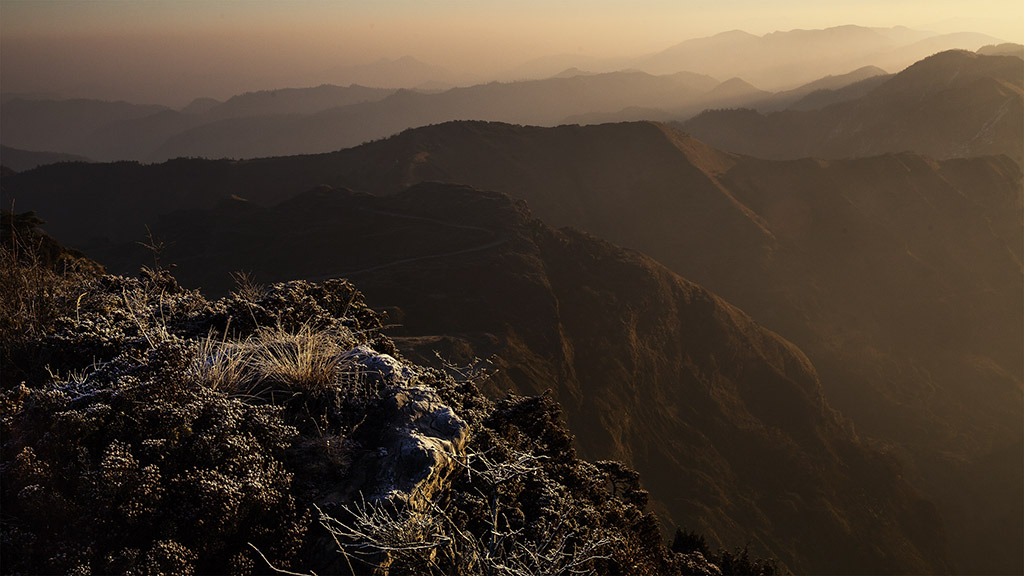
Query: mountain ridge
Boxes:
[
  {"xmin": 682, "ymin": 49, "xmax": 1024, "ymax": 163},
  {"xmin": 0, "ymin": 145, "xmax": 92, "ymax": 172},
  {"xmin": 4, "ymin": 119, "xmax": 1020, "ymax": 572},
  {"xmin": 3, "ymin": 47, "xmax": 1011, "ymax": 165},
  {"xmin": 1, "ymin": 214, "xmax": 732, "ymax": 575},
  {"xmin": 636, "ymin": 25, "xmax": 1003, "ymax": 90},
  {"xmin": 77, "ymin": 181, "xmax": 950, "ymax": 573}
]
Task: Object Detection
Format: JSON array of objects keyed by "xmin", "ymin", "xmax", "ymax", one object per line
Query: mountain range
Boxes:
[
  {"xmin": 323, "ymin": 55, "xmax": 479, "ymax": 90},
  {"xmin": 65, "ymin": 182, "xmax": 952, "ymax": 573},
  {"xmin": 633, "ymin": 26, "xmax": 1002, "ymax": 90},
  {"xmin": 682, "ymin": 50, "xmax": 1023, "ymax": 163},
  {"xmin": 4, "ymin": 116, "xmax": 1020, "ymax": 572},
  {"xmin": 2, "ymin": 36, "xmax": 1022, "ymax": 573},
  {"xmin": 1, "ymin": 29, "xmax": 1014, "ymax": 165},
  {"xmin": 0, "ymin": 145, "xmax": 91, "ymax": 172},
  {"xmin": 1, "ymin": 70, "xmax": 735, "ymax": 162},
  {"xmin": 507, "ymin": 25, "xmax": 1002, "ymax": 87}
]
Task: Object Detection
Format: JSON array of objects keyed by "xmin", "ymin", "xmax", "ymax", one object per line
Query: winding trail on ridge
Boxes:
[{"xmin": 307, "ymin": 205, "xmax": 510, "ymax": 281}]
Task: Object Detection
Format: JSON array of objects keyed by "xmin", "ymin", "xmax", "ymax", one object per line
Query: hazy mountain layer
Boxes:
[
  {"xmin": 635, "ymin": 26, "xmax": 1003, "ymax": 91},
  {"xmin": 148, "ymin": 71, "xmax": 727, "ymax": 161},
  {"xmin": 0, "ymin": 70, "xmax": 774, "ymax": 163},
  {"xmin": 3, "ymin": 46, "xmax": 1010, "ymax": 166},
  {"xmin": 978, "ymin": 42, "xmax": 1024, "ymax": 58},
  {"xmin": 682, "ymin": 50, "xmax": 1024, "ymax": 164},
  {"xmin": 783, "ymin": 73, "xmax": 891, "ymax": 111},
  {"xmin": 0, "ymin": 85, "xmax": 397, "ymax": 163},
  {"xmin": 324, "ymin": 55, "xmax": 479, "ymax": 90},
  {"xmin": 0, "ymin": 98, "xmax": 168, "ymax": 159},
  {"xmin": 201, "ymin": 84, "xmax": 396, "ymax": 119},
  {"xmin": 82, "ymin": 183, "xmax": 949, "ymax": 574},
  {"xmin": 562, "ymin": 68, "xmax": 888, "ymax": 125},
  {"xmin": 751, "ymin": 65, "xmax": 889, "ymax": 112},
  {"xmin": 0, "ymin": 145, "xmax": 92, "ymax": 172}
]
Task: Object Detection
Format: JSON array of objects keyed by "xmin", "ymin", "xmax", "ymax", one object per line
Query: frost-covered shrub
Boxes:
[
  {"xmin": 0, "ymin": 341, "xmax": 306, "ymax": 575},
  {"xmin": 1, "ymin": 223, "xmax": 765, "ymax": 575},
  {"xmin": 318, "ymin": 392, "xmax": 689, "ymax": 576},
  {"xmin": 1, "ymin": 242, "xmax": 397, "ymax": 575}
]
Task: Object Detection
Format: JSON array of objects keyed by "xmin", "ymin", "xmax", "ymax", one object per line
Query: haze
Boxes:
[{"xmin": 3, "ymin": 0, "xmax": 1022, "ymax": 107}]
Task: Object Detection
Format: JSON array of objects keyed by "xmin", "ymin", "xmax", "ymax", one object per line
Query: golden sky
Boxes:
[{"xmin": 2, "ymin": 0, "xmax": 1022, "ymax": 105}]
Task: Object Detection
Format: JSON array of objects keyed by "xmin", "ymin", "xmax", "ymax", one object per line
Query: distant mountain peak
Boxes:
[
  {"xmin": 707, "ymin": 77, "xmax": 766, "ymax": 99},
  {"xmin": 711, "ymin": 29, "xmax": 759, "ymax": 40},
  {"xmin": 180, "ymin": 97, "xmax": 222, "ymax": 115},
  {"xmin": 767, "ymin": 24, "xmax": 883, "ymax": 36},
  {"xmin": 550, "ymin": 67, "xmax": 594, "ymax": 79},
  {"xmin": 391, "ymin": 55, "xmax": 426, "ymax": 64}
]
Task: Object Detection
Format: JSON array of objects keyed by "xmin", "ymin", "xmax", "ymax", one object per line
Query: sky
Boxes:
[{"xmin": 2, "ymin": 0, "xmax": 1022, "ymax": 106}]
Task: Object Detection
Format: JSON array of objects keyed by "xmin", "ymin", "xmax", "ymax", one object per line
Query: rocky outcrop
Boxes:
[
  {"xmin": 338, "ymin": 346, "xmax": 471, "ymax": 508},
  {"xmin": 370, "ymin": 385, "xmax": 469, "ymax": 504}
]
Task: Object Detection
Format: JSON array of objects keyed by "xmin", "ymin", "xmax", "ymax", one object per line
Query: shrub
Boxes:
[
  {"xmin": 717, "ymin": 546, "xmax": 779, "ymax": 576},
  {"xmin": 317, "ymin": 392, "xmax": 687, "ymax": 576},
  {"xmin": 0, "ymin": 219, "xmax": 764, "ymax": 575},
  {"xmin": 672, "ymin": 528, "xmax": 709, "ymax": 556},
  {"xmin": 0, "ymin": 233, "xmax": 390, "ymax": 574},
  {"xmin": 0, "ymin": 211, "xmax": 102, "ymax": 386},
  {"xmin": 0, "ymin": 342, "xmax": 307, "ymax": 575}
]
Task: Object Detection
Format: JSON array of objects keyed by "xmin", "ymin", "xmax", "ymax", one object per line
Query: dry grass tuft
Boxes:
[
  {"xmin": 0, "ymin": 212, "xmax": 99, "ymax": 357},
  {"xmin": 190, "ymin": 328, "xmax": 253, "ymax": 393},
  {"xmin": 190, "ymin": 323, "xmax": 359, "ymax": 398},
  {"xmin": 229, "ymin": 270, "xmax": 266, "ymax": 302},
  {"xmin": 247, "ymin": 323, "xmax": 356, "ymax": 394}
]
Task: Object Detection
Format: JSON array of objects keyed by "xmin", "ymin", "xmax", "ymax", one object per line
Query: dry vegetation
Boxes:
[
  {"xmin": 0, "ymin": 211, "xmax": 100, "ymax": 354},
  {"xmin": 0, "ymin": 212, "xmax": 778, "ymax": 575}
]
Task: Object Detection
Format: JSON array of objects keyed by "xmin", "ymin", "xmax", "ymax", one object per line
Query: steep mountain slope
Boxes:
[
  {"xmin": 335, "ymin": 123, "xmax": 1024, "ymax": 574},
  {"xmin": 0, "ymin": 221, "xmax": 705, "ymax": 576},
  {"xmin": 85, "ymin": 183, "xmax": 949, "ymax": 574},
  {"xmin": 4, "ymin": 120, "xmax": 1021, "ymax": 572},
  {"xmin": 329, "ymin": 121, "xmax": 1023, "ymax": 462},
  {"xmin": 682, "ymin": 50, "xmax": 1024, "ymax": 163}
]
